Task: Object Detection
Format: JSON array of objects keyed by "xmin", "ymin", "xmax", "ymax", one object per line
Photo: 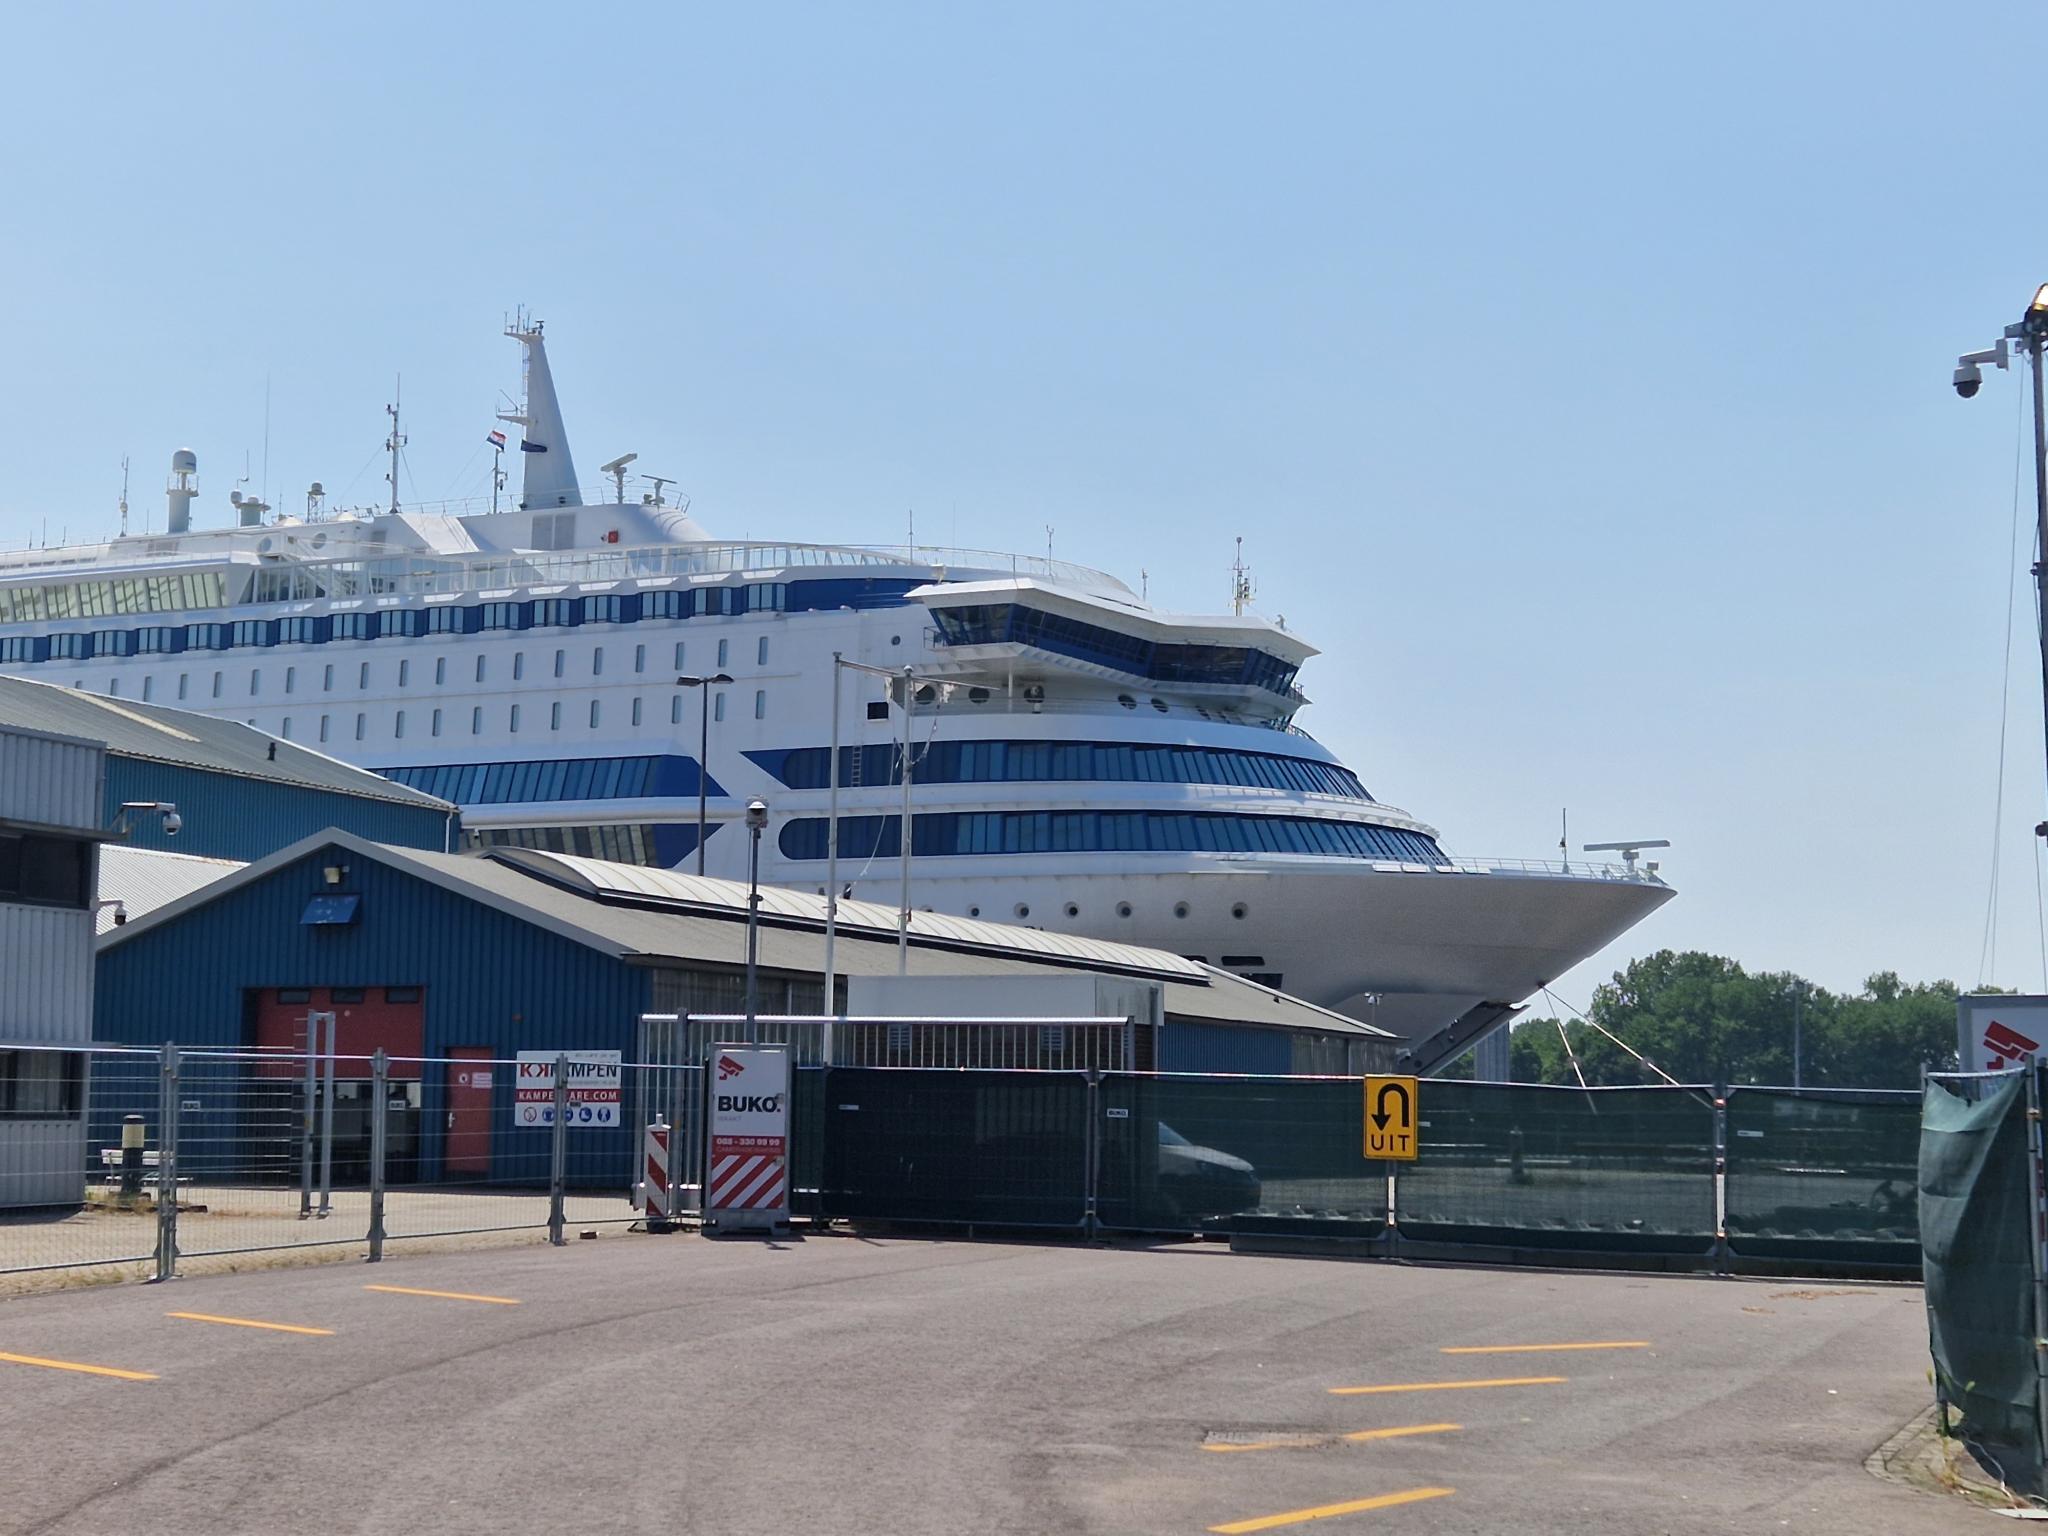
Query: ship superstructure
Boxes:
[{"xmin": 0, "ymin": 321, "xmax": 1672, "ymax": 1052}]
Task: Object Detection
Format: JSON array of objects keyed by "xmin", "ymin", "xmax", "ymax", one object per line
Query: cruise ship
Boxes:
[{"xmin": 0, "ymin": 320, "xmax": 1671, "ymax": 1053}]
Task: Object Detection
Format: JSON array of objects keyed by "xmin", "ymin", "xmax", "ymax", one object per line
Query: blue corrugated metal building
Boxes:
[
  {"xmin": 0, "ymin": 676, "xmax": 457, "ymax": 860},
  {"xmin": 95, "ymin": 831, "xmax": 1395, "ymax": 1186}
]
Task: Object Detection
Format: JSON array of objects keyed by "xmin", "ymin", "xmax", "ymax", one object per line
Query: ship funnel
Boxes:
[
  {"xmin": 498, "ymin": 313, "xmax": 583, "ymax": 511},
  {"xmin": 166, "ymin": 449, "xmax": 197, "ymax": 535}
]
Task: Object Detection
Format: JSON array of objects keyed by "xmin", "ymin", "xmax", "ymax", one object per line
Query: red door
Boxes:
[{"xmin": 445, "ymin": 1048, "xmax": 495, "ymax": 1178}]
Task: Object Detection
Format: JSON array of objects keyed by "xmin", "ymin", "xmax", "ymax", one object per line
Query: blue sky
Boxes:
[{"xmin": 2, "ymin": 4, "xmax": 2043, "ymax": 1004}]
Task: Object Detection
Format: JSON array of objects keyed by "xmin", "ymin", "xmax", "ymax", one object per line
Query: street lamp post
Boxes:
[
  {"xmin": 676, "ymin": 673, "xmax": 734, "ymax": 875},
  {"xmin": 743, "ymin": 799, "xmax": 769, "ymax": 1042}
]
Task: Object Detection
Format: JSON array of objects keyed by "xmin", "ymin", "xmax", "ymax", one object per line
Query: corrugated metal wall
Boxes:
[
  {"xmin": 1, "ymin": 724, "xmax": 103, "ymax": 828},
  {"xmin": 94, "ymin": 842, "xmax": 647, "ymax": 1186},
  {"xmin": 103, "ymin": 759, "xmax": 454, "ymax": 861},
  {"xmin": 0, "ymin": 724, "xmax": 102, "ymax": 1205},
  {"xmin": 1159, "ymin": 1018, "xmax": 1295, "ymax": 1075}
]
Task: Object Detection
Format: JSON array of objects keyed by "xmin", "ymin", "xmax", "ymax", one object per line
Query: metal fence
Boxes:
[
  {"xmin": 3, "ymin": 1043, "xmax": 1926, "ymax": 1284},
  {"xmin": 810, "ymin": 1070, "xmax": 1924, "ymax": 1274}
]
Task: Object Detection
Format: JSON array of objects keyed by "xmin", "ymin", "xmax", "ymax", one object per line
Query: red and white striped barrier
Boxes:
[
  {"xmin": 708, "ymin": 1146, "xmax": 786, "ymax": 1211},
  {"xmin": 635, "ymin": 1119, "xmax": 672, "ymax": 1221}
]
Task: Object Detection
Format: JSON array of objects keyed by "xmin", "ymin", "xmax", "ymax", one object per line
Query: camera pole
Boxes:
[{"xmin": 1956, "ymin": 289, "xmax": 2048, "ymax": 836}]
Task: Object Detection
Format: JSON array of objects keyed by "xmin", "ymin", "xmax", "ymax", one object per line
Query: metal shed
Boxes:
[
  {"xmin": 1, "ymin": 720, "xmax": 105, "ymax": 1206},
  {"xmin": 94, "ymin": 830, "xmax": 1398, "ymax": 1187}
]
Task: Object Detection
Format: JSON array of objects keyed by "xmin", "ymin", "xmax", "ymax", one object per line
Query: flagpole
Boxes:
[{"xmin": 490, "ymin": 436, "xmax": 505, "ymax": 514}]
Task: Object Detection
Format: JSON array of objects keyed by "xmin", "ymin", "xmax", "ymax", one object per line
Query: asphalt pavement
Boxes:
[{"xmin": 0, "ymin": 1235, "xmax": 1977, "ymax": 1536}]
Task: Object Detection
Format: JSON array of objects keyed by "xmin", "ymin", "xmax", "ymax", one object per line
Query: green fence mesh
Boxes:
[
  {"xmin": 1394, "ymin": 1083, "xmax": 1716, "ymax": 1254},
  {"xmin": 1921, "ymin": 1074, "xmax": 2043, "ymax": 1491},
  {"xmin": 818, "ymin": 1068, "xmax": 1089, "ymax": 1228},
  {"xmin": 1097, "ymin": 1074, "xmax": 1384, "ymax": 1236},
  {"xmin": 1725, "ymin": 1088, "xmax": 1919, "ymax": 1265}
]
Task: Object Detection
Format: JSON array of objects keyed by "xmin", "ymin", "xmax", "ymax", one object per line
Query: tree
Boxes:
[{"xmin": 1495, "ymin": 951, "xmax": 1961, "ymax": 1089}]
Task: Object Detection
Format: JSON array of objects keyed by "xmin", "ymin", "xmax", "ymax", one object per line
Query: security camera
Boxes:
[
  {"xmin": 161, "ymin": 810, "xmax": 182, "ymax": 837},
  {"xmin": 112, "ymin": 904, "xmax": 128, "ymax": 927},
  {"xmin": 1955, "ymin": 340, "xmax": 2010, "ymax": 399}
]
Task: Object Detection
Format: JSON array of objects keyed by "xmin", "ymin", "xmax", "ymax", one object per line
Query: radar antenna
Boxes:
[{"xmin": 600, "ymin": 452, "xmax": 639, "ymax": 504}]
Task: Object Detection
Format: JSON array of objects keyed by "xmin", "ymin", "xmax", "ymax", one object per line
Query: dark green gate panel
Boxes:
[
  {"xmin": 1921, "ymin": 1074, "xmax": 2042, "ymax": 1489},
  {"xmin": 1395, "ymin": 1083, "xmax": 1715, "ymax": 1254},
  {"xmin": 819, "ymin": 1068, "xmax": 1087, "ymax": 1228},
  {"xmin": 1726, "ymin": 1087, "xmax": 1920, "ymax": 1267},
  {"xmin": 790, "ymin": 1066, "xmax": 826, "ymax": 1217},
  {"xmin": 1098, "ymin": 1074, "xmax": 1382, "ymax": 1236}
]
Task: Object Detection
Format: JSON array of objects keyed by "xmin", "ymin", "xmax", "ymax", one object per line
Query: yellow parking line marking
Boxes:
[
  {"xmin": 1210, "ymin": 1487, "xmax": 1454, "ymax": 1532},
  {"xmin": 1329, "ymin": 1375, "xmax": 1564, "ymax": 1396},
  {"xmin": 364, "ymin": 1284, "xmax": 520, "ymax": 1306},
  {"xmin": 1203, "ymin": 1435, "xmax": 1323, "ymax": 1454},
  {"xmin": 1342, "ymin": 1422, "xmax": 1461, "ymax": 1443},
  {"xmin": 1441, "ymin": 1341, "xmax": 1648, "ymax": 1355},
  {"xmin": 1203, "ymin": 1423, "xmax": 1461, "ymax": 1454},
  {"xmin": 167, "ymin": 1312, "xmax": 334, "ymax": 1336},
  {"xmin": 0, "ymin": 1350, "xmax": 157, "ymax": 1381}
]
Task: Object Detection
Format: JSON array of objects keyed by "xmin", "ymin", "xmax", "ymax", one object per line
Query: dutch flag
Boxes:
[{"xmin": 487, "ymin": 429, "xmax": 507, "ymax": 450}]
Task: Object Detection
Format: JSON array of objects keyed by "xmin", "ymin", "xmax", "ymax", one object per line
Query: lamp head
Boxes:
[{"xmin": 744, "ymin": 799, "xmax": 769, "ymax": 832}]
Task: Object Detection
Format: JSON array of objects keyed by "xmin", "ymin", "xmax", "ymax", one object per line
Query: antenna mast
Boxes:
[
  {"xmin": 1231, "ymin": 536, "xmax": 1255, "ymax": 616},
  {"xmin": 118, "ymin": 457, "xmax": 130, "ymax": 538},
  {"xmin": 384, "ymin": 378, "xmax": 405, "ymax": 515}
]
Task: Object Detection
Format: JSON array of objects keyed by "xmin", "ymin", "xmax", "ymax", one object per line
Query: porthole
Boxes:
[
  {"xmin": 1150, "ymin": 698, "xmax": 1169, "ymax": 713},
  {"xmin": 1116, "ymin": 901, "xmax": 1133, "ymax": 918},
  {"xmin": 1231, "ymin": 902, "xmax": 1248, "ymax": 920},
  {"xmin": 1117, "ymin": 694, "xmax": 1137, "ymax": 709},
  {"xmin": 1173, "ymin": 901, "xmax": 1190, "ymax": 919},
  {"xmin": 968, "ymin": 905, "xmax": 981, "ymax": 918},
  {"xmin": 1014, "ymin": 903, "xmax": 1031, "ymax": 919},
  {"xmin": 969, "ymin": 687, "xmax": 990, "ymax": 704},
  {"xmin": 1063, "ymin": 902, "xmax": 1079, "ymax": 918},
  {"xmin": 890, "ymin": 634, "xmax": 903, "ymax": 646}
]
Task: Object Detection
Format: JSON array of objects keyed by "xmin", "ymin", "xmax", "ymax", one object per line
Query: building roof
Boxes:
[
  {"xmin": 0, "ymin": 676, "xmax": 455, "ymax": 812},
  {"xmin": 102, "ymin": 829, "xmax": 1391, "ymax": 1040},
  {"xmin": 493, "ymin": 849, "xmax": 1207, "ymax": 980},
  {"xmin": 95, "ymin": 844, "xmax": 244, "ymax": 936}
]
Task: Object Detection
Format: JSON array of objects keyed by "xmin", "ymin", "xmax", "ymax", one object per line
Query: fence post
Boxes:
[
  {"xmin": 317, "ymin": 1012, "xmax": 337, "ymax": 1218},
  {"xmin": 367, "ymin": 1048, "xmax": 388, "ymax": 1264},
  {"xmin": 1084, "ymin": 1068, "xmax": 1100, "ymax": 1238},
  {"xmin": 299, "ymin": 1026, "xmax": 317, "ymax": 1218},
  {"xmin": 1712, "ymin": 1083, "xmax": 1730, "ymax": 1276},
  {"xmin": 2027, "ymin": 1063, "xmax": 2048, "ymax": 1468},
  {"xmin": 1384, "ymin": 1160, "xmax": 1400, "ymax": 1261},
  {"xmin": 153, "ymin": 1042, "xmax": 179, "ymax": 1283},
  {"xmin": 548, "ymin": 1052, "xmax": 568, "ymax": 1246}
]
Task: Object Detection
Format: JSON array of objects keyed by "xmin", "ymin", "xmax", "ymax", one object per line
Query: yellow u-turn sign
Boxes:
[{"xmin": 1364, "ymin": 1075, "xmax": 1419, "ymax": 1160}]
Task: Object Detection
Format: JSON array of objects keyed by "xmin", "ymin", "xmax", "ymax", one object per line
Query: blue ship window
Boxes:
[
  {"xmin": 748, "ymin": 740, "xmax": 1371, "ymax": 801},
  {"xmin": 778, "ymin": 810, "xmax": 1443, "ymax": 865}
]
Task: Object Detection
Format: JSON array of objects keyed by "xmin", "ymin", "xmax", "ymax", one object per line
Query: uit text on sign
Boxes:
[{"xmin": 1365, "ymin": 1074, "xmax": 1419, "ymax": 1160}]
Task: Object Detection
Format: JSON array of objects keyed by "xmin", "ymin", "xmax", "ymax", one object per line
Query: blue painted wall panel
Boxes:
[
  {"xmin": 1159, "ymin": 1019, "xmax": 1294, "ymax": 1075},
  {"xmin": 94, "ymin": 842, "xmax": 647, "ymax": 1187},
  {"xmin": 104, "ymin": 759, "xmax": 455, "ymax": 860}
]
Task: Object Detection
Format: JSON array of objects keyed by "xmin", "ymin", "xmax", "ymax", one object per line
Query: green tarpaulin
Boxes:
[{"xmin": 1920, "ymin": 1074, "xmax": 2041, "ymax": 1490}]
